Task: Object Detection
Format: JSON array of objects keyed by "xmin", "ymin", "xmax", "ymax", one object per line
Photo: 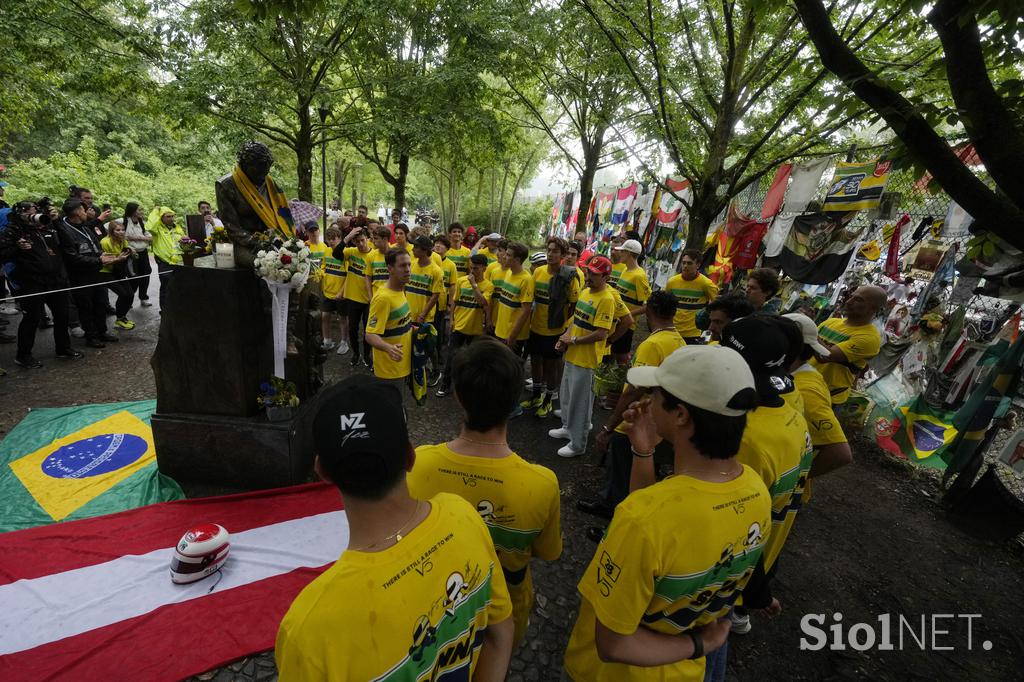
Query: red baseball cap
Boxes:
[{"xmin": 585, "ymin": 255, "xmax": 612, "ymax": 275}]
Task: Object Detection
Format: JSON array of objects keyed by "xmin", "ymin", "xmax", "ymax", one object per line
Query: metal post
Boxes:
[{"xmin": 317, "ymin": 102, "xmax": 331, "ymax": 228}]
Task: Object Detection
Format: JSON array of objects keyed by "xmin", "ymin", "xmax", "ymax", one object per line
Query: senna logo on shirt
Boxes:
[
  {"xmin": 597, "ymin": 551, "xmax": 622, "ymax": 597},
  {"xmin": 368, "ymin": 316, "xmax": 378, "ymax": 327}
]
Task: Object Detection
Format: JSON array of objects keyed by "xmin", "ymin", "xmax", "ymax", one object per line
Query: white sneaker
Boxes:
[
  {"xmin": 336, "ymin": 340, "xmax": 350, "ymax": 355},
  {"xmin": 322, "ymin": 339, "xmax": 337, "ymax": 351},
  {"xmin": 70, "ymin": 326, "xmax": 86, "ymax": 338},
  {"xmin": 557, "ymin": 444, "xmax": 583, "ymax": 458},
  {"xmin": 0, "ymin": 304, "xmax": 17, "ymax": 315},
  {"xmin": 730, "ymin": 611, "xmax": 751, "ymax": 635},
  {"xmin": 548, "ymin": 427, "xmax": 571, "ymax": 440},
  {"xmin": 524, "ymin": 378, "xmax": 533, "ymax": 390}
]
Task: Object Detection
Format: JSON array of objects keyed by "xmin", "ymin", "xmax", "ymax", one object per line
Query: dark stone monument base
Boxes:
[{"xmin": 152, "ymin": 411, "xmax": 315, "ymax": 490}]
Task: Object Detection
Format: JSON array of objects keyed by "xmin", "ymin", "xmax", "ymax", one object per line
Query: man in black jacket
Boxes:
[
  {"xmin": 0, "ymin": 202, "xmax": 84, "ymax": 367},
  {"xmin": 57, "ymin": 198, "xmax": 125, "ymax": 348}
]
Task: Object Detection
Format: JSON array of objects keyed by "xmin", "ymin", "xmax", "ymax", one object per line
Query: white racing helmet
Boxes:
[{"xmin": 170, "ymin": 524, "xmax": 230, "ymax": 584}]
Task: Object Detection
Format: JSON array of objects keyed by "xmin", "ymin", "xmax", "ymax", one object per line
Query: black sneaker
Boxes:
[
  {"xmin": 15, "ymin": 355, "xmax": 42, "ymax": 369},
  {"xmin": 101, "ymin": 333, "xmax": 119, "ymax": 342},
  {"xmin": 56, "ymin": 349, "xmax": 84, "ymax": 359},
  {"xmin": 86, "ymin": 338, "xmax": 106, "ymax": 348},
  {"xmin": 350, "ymin": 354, "xmax": 361, "ymax": 367}
]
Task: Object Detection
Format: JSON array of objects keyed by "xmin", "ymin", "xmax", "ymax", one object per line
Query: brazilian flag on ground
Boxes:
[
  {"xmin": 0, "ymin": 400, "xmax": 183, "ymax": 533},
  {"xmin": 877, "ymin": 395, "xmax": 958, "ymax": 470}
]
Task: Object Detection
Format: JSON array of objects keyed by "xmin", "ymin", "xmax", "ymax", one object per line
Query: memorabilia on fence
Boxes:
[
  {"xmin": 998, "ymin": 429, "xmax": 1024, "ymax": 474},
  {"xmin": 611, "ymin": 183, "xmax": 637, "ymax": 225},
  {"xmin": 760, "ymin": 164, "xmax": 793, "ymax": 219},
  {"xmin": 763, "ymin": 157, "xmax": 831, "ymax": 258},
  {"xmin": 822, "ymin": 159, "xmax": 892, "ymax": 212},
  {"xmin": 778, "ymin": 210, "xmax": 869, "ymax": 284},
  {"xmin": 654, "ymin": 176, "xmax": 690, "ymax": 228}
]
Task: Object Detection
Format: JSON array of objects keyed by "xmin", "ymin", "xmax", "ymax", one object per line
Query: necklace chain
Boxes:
[
  {"xmin": 456, "ymin": 434, "xmax": 507, "ymax": 446},
  {"xmin": 348, "ymin": 501, "xmax": 423, "ymax": 552}
]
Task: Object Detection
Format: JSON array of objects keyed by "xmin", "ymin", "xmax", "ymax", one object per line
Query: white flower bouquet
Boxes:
[{"xmin": 253, "ymin": 238, "xmax": 314, "ymax": 290}]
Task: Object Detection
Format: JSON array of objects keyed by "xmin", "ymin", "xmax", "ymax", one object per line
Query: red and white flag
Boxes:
[{"xmin": 0, "ymin": 483, "xmax": 346, "ymax": 681}]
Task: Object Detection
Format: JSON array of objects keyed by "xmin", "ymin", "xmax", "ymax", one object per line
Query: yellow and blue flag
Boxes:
[{"xmin": 1, "ymin": 400, "xmax": 182, "ymax": 532}]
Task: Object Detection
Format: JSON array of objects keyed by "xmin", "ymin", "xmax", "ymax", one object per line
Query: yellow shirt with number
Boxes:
[
  {"xmin": 436, "ymin": 256, "xmax": 458, "ymax": 313},
  {"xmin": 565, "ymin": 286, "xmax": 616, "ymax": 369},
  {"xmin": 735, "ymin": 403, "xmax": 813, "ymax": 570},
  {"xmin": 614, "ymin": 329, "xmax": 685, "ymax": 435},
  {"xmin": 341, "ymin": 247, "xmax": 372, "ymax": 303},
  {"xmin": 407, "ymin": 259, "xmax": 444, "ymax": 322},
  {"xmin": 613, "ymin": 265, "xmax": 651, "ymax": 331},
  {"xmin": 275, "ymin": 493, "xmax": 512, "ymax": 681},
  {"xmin": 531, "ymin": 266, "xmax": 580, "ymax": 336},
  {"xmin": 366, "ymin": 285, "xmax": 413, "ymax": 379},
  {"xmin": 494, "ymin": 268, "xmax": 534, "ymax": 342},
  {"xmin": 409, "ymin": 444, "xmax": 562, "ymax": 643},
  {"xmin": 452, "ymin": 276, "xmax": 493, "ymax": 336},
  {"xmin": 810, "ymin": 317, "xmax": 882, "ymax": 404},
  {"xmin": 665, "ymin": 273, "xmax": 719, "ymax": 338},
  {"xmin": 564, "ymin": 468, "xmax": 772, "ymax": 682},
  {"xmin": 447, "ymin": 245, "xmax": 472, "ymax": 276}
]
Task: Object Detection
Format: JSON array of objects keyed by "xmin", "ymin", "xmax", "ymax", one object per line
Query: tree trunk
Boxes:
[
  {"xmin": 334, "ymin": 159, "xmax": 348, "ymax": 209},
  {"xmin": 793, "ymin": 0, "xmax": 1024, "ymax": 251},
  {"xmin": 685, "ymin": 183, "xmax": 726, "ymax": 251},
  {"xmin": 295, "ymin": 105, "xmax": 314, "ymax": 202},
  {"xmin": 393, "ymin": 153, "xmax": 410, "ymax": 212},
  {"xmin": 577, "ymin": 136, "xmax": 603, "ymax": 235}
]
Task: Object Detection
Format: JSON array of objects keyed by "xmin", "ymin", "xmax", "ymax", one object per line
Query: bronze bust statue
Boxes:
[{"xmin": 215, "ymin": 141, "xmax": 295, "ymax": 267}]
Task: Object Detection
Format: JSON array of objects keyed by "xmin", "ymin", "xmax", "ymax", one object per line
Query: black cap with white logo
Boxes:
[
  {"xmin": 721, "ymin": 314, "xmax": 796, "ymax": 404},
  {"xmin": 311, "ymin": 375, "xmax": 408, "ymax": 462}
]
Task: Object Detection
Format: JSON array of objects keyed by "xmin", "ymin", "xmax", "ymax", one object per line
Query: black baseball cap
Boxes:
[
  {"xmin": 413, "ymin": 235, "xmax": 433, "ymax": 251},
  {"xmin": 312, "ymin": 375, "xmax": 408, "ymax": 465},
  {"xmin": 721, "ymin": 315, "xmax": 795, "ymax": 404}
]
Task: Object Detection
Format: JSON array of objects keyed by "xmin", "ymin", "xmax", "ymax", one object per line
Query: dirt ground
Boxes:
[{"xmin": 1, "ymin": 277, "xmax": 1022, "ymax": 681}]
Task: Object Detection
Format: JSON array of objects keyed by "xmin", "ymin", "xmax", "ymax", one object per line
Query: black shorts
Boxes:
[
  {"xmin": 497, "ymin": 335, "xmax": 528, "ymax": 358},
  {"xmin": 527, "ymin": 331, "xmax": 561, "ymax": 359},
  {"xmin": 321, "ymin": 297, "xmax": 344, "ymax": 314},
  {"xmin": 610, "ymin": 328, "xmax": 634, "ymax": 355}
]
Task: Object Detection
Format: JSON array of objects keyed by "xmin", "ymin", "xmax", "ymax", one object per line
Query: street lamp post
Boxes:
[{"xmin": 317, "ymin": 101, "xmax": 331, "ymax": 228}]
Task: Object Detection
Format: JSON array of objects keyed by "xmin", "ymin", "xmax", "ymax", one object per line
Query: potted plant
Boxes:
[
  {"xmin": 206, "ymin": 226, "xmax": 234, "ymax": 269},
  {"xmin": 178, "ymin": 236, "xmax": 200, "ymax": 266},
  {"xmin": 258, "ymin": 376, "xmax": 300, "ymax": 422}
]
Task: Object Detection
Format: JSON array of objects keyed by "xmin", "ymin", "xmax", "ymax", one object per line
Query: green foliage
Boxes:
[
  {"xmin": 458, "ymin": 197, "xmax": 550, "ymax": 245},
  {"xmin": 4, "ymin": 138, "xmax": 220, "ymax": 217}
]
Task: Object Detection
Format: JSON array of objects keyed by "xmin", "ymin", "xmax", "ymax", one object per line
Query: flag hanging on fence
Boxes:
[
  {"xmin": 763, "ymin": 157, "xmax": 831, "ymax": 258},
  {"xmin": 1, "ymin": 400, "xmax": 183, "ymax": 533},
  {"xmin": 0, "ymin": 483, "xmax": 345, "ymax": 681},
  {"xmin": 596, "ymin": 189, "xmax": 616, "ymax": 230},
  {"xmin": 549, "ymin": 193, "xmax": 564, "ymax": 236},
  {"xmin": 822, "ymin": 160, "xmax": 892, "ymax": 212},
  {"xmin": 612, "ymin": 183, "xmax": 637, "ymax": 225},
  {"xmin": 778, "ymin": 212, "xmax": 870, "ymax": 284},
  {"xmin": 655, "ymin": 177, "xmax": 690, "ymax": 227},
  {"xmin": 761, "ymin": 164, "xmax": 793, "ymax": 219}
]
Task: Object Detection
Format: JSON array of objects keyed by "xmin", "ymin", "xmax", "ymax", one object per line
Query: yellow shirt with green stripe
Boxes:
[
  {"xmin": 809, "ymin": 317, "xmax": 882, "ymax": 405},
  {"xmin": 275, "ymin": 493, "xmax": 512, "ymax": 681},
  {"xmin": 613, "ymin": 265, "xmax": 651, "ymax": 331},
  {"xmin": 367, "ymin": 247, "xmax": 389, "ymax": 292},
  {"xmin": 530, "ymin": 266, "xmax": 580, "ymax": 336},
  {"xmin": 447, "ymin": 245, "xmax": 472, "ymax": 276},
  {"xmin": 366, "ymin": 285, "xmax": 412, "ymax": 379},
  {"xmin": 321, "ymin": 251, "xmax": 346, "ymax": 300},
  {"xmin": 406, "ymin": 259, "xmax": 444, "ymax": 322},
  {"xmin": 609, "ymin": 262, "xmax": 627, "ymax": 289},
  {"xmin": 476, "ymin": 245, "xmax": 499, "ymax": 266},
  {"xmin": 665, "ymin": 273, "xmax": 719, "ymax": 337},
  {"xmin": 735, "ymin": 403, "xmax": 812, "ymax": 570},
  {"xmin": 341, "ymin": 246, "xmax": 372, "ymax": 304},
  {"xmin": 436, "ymin": 256, "xmax": 458, "ymax": 313},
  {"xmin": 494, "ymin": 268, "xmax": 534, "ymax": 342},
  {"xmin": 564, "ymin": 467, "xmax": 771, "ymax": 682},
  {"xmin": 452, "ymin": 276, "xmax": 493, "ymax": 335},
  {"xmin": 614, "ymin": 329, "xmax": 685, "ymax": 435},
  {"xmin": 305, "ymin": 240, "xmax": 328, "ymax": 264},
  {"xmin": 565, "ymin": 286, "xmax": 616, "ymax": 369}
]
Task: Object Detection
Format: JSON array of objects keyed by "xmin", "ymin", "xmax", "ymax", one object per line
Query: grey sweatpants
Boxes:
[{"xmin": 560, "ymin": 361, "xmax": 595, "ymax": 453}]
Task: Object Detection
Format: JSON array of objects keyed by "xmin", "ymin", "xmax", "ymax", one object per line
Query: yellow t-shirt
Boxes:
[
  {"xmin": 614, "ymin": 329, "xmax": 685, "ymax": 434},
  {"xmin": 476, "ymin": 245, "xmax": 498, "ymax": 265},
  {"xmin": 275, "ymin": 493, "xmax": 513, "ymax": 681},
  {"xmin": 564, "ymin": 468, "xmax": 772, "ymax": 682},
  {"xmin": 494, "ymin": 268, "xmax": 535, "ymax": 342},
  {"xmin": 565, "ymin": 286, "xmax": 616, "ymax": 369},
  {"xmin": 321, "ymin": 253, "xmax": 346, "ymax": 300},
  {"xmin": 609, "ymin": 262, "xmax": 627, "ymax": 289},
  {"xmin": 407, "ymin": 259, "xmax": 444, "ymax": 322},
  {"xmin": 484, "ymin": 260, "xmax": 505, "ymax": 284},
  {"xmin": 735, "ymin": 403, "xmax": 813, "ymax": 570},
  {"xmin": 305, "ymin": 240, "xmax": 328, "ymax": 264},
  {"xmin": 665, "ymin": 273, "xmax": 720, "ymax": 338},
  {"xmin": 810, "ymin": 317, "xmax": 882, "ymax": 404},
  {"xmin": 613, "ymin": 265, "xmax": 651, "ymax": 331},
  {"xmin": 452, "ymin": 276, "xmax": 493, "ymax": 336},
  {"xmin": 436, "ymin": 257, "xmax": 459, "ymax": 312},
  {"xmin": 366, "ymin": 285, "xmax": 413, "ymax": 379},
  {"xmin": 793, "ymin": 364, "xmax": 846, "ymax": 447},
  {"xmin": 341, "ymin": 247, "xmax": 372, "ymax": 304},
  {"xmin": 447, "ymin": 245, "xmax": 472, "ymax": 276},
  {"xmin": 781, "ymin": 384, "xmax": 805, "ymax": 415},
  {"xmin": 531, "ymin": 266, "xmax": 580, "ymax": 336},
  {"xmin": 99, "ymin": 236, "xmax": 126, "ymax": 274},
  {"xmin": 367, "ymin": 247, "xmax": 390, "ymax": 292}
]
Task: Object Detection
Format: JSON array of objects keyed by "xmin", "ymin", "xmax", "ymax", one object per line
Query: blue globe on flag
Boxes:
[{"xmin": 41, "ymin": 434, "xmax": 149, "ymax": 479}]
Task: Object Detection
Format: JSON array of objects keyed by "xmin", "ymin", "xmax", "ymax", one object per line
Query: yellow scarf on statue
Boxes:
[{"xmin": 231, "ymin": 165, "xmax": 295, "ymax": 240}]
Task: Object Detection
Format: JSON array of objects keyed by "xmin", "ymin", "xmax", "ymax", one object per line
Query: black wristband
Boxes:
[{"xmin": 687, "ymin": 630, "xmax": 704, "ymax": 660}]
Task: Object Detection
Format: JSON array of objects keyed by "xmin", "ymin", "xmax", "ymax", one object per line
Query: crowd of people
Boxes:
[
  {"xmin": 0, "ymin": 186, "xmax": 218, "ymax": 373},
  {"xmin": 275, "ymin": 215, "xmax": 889, "ymax": 680}
]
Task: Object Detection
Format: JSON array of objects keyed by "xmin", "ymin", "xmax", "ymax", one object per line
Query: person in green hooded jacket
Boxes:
[{"xmin": 147, "ymin": 206, "xmax": 183, "ymax": 309}]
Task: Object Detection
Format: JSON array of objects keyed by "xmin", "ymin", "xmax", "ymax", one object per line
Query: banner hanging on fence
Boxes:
[
  {"xmin": 778, "ymin": 212, "xmax": 869, "ymax": 284},
  {"xmin": 612, "ymin": 183, "xmax": 637, "ymax": 225},
  {"xmin": 822, "ymin": 159, "xmax": 892, "ymax": 212}
]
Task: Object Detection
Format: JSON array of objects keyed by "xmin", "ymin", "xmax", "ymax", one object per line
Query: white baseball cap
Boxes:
[
  {"xmin": 627, "ymin": 345, "xmax": 758, "ymax": 417},
  {"xmin": 613, "ymin": 238, "xmax": 643, "ymax": 255},
  {"xmin": 783, "ymin": 313, "xmax": 828, "ymax": 356},
  {"xmin": 481, "ymin": 232, "xmax": 502, "ymax": 242}
]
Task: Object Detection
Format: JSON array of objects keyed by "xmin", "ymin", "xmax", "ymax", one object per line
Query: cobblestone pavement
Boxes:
[{"xmin": 3, "ymin": 275, "xmax": 1023, "ymax": 681}]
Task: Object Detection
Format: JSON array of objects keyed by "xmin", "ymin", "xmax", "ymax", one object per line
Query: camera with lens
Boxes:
[{"xmin": 11, "ymin": 199, "xmax": 52, "ymax": 228}]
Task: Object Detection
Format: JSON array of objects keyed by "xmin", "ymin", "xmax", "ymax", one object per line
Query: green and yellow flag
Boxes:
[{"xmin": 823, "ymin": 160, "xmax": 891, "ymax": 212}]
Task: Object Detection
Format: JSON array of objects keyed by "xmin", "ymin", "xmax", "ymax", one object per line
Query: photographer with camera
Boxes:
[
  {"xmin": 58, "ymin": 198, "xmax": 126, "ymax": 348},
  {"xmin": 0, "ymin": 200, "xmax": 83, "ymax": 367}
]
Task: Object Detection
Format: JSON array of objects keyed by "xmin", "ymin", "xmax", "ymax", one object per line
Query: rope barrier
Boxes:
[{"xmin": 0, "ymin": 268, "xmax": 172, "ymax": 303}]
